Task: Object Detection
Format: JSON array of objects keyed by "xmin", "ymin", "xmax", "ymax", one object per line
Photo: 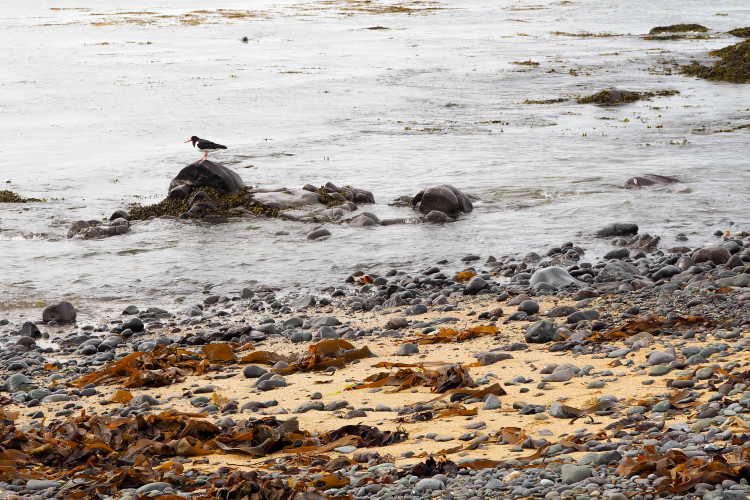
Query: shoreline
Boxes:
[{"xmin": 0, "ymin": 230, "xmax": 748, "ymax": 499}]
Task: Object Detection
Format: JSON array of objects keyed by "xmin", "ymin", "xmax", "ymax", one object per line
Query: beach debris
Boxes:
[
  {"xmin": 585, "ymin": 314, "xmax": 707, "ymax": 342},
  {"xmin": 240, "ymin": 339, "xmax": 375, "ymax": 374},
  {"xmin": 354, "ymin": 362, "xmax": 474, "ymax": 393},
  {"xmin": 412, "ymin": 325, "xmax": 498, "ymax": 344},
  {"xmin": 682, "ymin": 39, "xmax": 750, "ymax": 83},
  {"xmin": 69, "ymin": 344, "xmax": 209, "ymax": 388}
]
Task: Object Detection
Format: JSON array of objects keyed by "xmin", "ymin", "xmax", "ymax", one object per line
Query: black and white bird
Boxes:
[{"xmin": 184, "ymin": 136, "xmax": 227, "ymax": 162}]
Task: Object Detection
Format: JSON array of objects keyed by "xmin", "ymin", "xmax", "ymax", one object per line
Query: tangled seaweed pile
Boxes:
[{"xmin": 577, "ymin": 89, "xmax": 679, "ymax": 105}]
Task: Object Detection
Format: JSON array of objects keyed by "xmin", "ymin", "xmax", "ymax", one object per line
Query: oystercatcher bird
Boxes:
[{"xmin": 185, "ymin": 136, "xmax": 227, "ymax": 162}]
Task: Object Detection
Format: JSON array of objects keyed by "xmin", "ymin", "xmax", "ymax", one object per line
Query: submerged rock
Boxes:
[
  {"xmin": 624, "ymin": 174, "xmax": 680, "ymax": 188},
  {"xmin": 411, "ymin": 185, "xmax": 473, "ymax": 216},
  {"xmin": 67, "ymin": 218, "xmax": 130, "ymax": 239}
]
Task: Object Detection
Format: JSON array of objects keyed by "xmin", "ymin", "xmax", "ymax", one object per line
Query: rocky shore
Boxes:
[{"xmin": 0, "ymin": 229, "xmax": 749, "ymax": 500}]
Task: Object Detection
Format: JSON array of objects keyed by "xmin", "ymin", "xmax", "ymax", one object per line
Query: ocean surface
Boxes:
[{"xmin": 2, "ymin": 0, "xmax": 749, "ymax": 320}]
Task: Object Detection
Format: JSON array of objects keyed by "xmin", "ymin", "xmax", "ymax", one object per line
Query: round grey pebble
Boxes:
[
  {"xmin": 398, "ymin": 343, "xmax": 419, "ymax": 356},
  {"xmin": 414, "ymin": 478, "xmax": 444, "ymax": 492}
]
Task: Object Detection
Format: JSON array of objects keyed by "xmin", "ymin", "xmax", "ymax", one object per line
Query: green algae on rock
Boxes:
[
  {"xmin": 728, "ymin": 27, "xmax": 750, "ymax": 38},
  {"xmin": 128, "ymin": 186, "xmax": 280, "ymax": 220},
  {"xmin": 649, "ymin": 24, "xmax": 708, "ymax": 34},
  {"xmin": 681, "ymin": 39, "xmax": 750, "ymax": 83},
  {"xmin": 0, "ymin": 190, "xmax": 42, "ymax": 203},
  {"xmin": 577, "ymin": 89, "xmax": 678, "ymax": 105}
]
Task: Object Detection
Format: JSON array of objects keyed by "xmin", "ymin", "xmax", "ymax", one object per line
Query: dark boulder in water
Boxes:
[
  {"xmin": 169, "ymin": 160, "xmax": 244, "ymax": 197},
  {"xmin": 411, "ymin": 185, "xmax": 473, "ymax": 216},
  {"xmin": 624, "ymin": 174, "xmax": 680, "ymax": 188}
]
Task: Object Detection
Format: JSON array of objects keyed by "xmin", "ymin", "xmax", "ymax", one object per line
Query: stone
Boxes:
[
  {"xmin": 169, "ymin": 160, "xmax": 243, "ymax": 196},
  {"xmin": 2, "ymin": 373, "xmax": 33, "ymax": 392},
  {"xmin": 411, "ymin": 185, "xmax": 473, "ymax": 215},
  {"xmin": 405, "ymin": 304, "xmax": 428, "ymax": 315},
  {"xmin": 483, "ymin": 395, "xmax": 501, "ymax": 410},
  {"xmin": 19, "ymin": 321, "xmax": 42, "ymax": 338},
  {"xmin": 529, "ymin": 267, "xmax": 578, "ymax": 287},
  {"xmin": 42, "ymin": 301, "xmax": 77, "ymax": 323},
  {"xmin": 560, "ymin": 464, "xmax": 594, "ymax": 484},
  {"xmin": 624, "ymin": 174, "xmax": 680, "ymax": 188},
  {"xmin": 307, "ymin": 228, "xmax": 331, "ymax": 241},
  {"xmin": 293, "ymin": 401, "xmax": 324, "ymax": 413},
  {"xmin": 414, "ymin": 478, "xmax": 444, "ymax": 492},
  {"xmin": 26, "ymin": 479, "xmax": 61, "ymax": 490},
  {"xmin": 604, "ymin": 247, "xmax": 630, "ymax": 259},
  {"xmin": 566, "ymin": 309, "xmax": 600, "ymax": 323},
  {"xmin": 387, "ymin": 317, "xmax": 409, "ymax": 329},
  {"xmin": 311, "ymin": 316, "xmax": 341, "ymax": 328},
  {"xmin": 475, "ymin": 352, "xmax": 513, "ymax": 366},
  {"xmin": 525, "ymin": 320, "xmax": 557, "ymax": 343},
  {"xmin": 693, "ymin": 246, "xmax": 732, "ymax": 265},
  {"xmin": 122, "ymin": 317, "xmax": 145, "ymax": 333},
  {"xmin": 424, "ymin": 210, "xmax": 449, "ymax": 223},
  {"xmin": 518, "ymin": 300, "xmax": 539, "ymax": 315},
  {"xmin": 647, "ymin": 351, "xmax": 676, "ymax": 365},
  {"xmin": 243, "ymin": 365, "xmax": 268, "ymax": 378},
  {"xmin": 596, "ymin": 261, "xmax": 641, "ymax": 282},
  {"xmin": 464, "ymin": 276, "xmax": 487, "ymax": 295},
  {"xmin": 596, "ymin": 222, "xmax": 638, "ymax": 237},
  {"xmin": 135, "ymin": 482, "xmax": 172, "ymax": 494},
  {"xmin": 397, "ymin": 343, "xmax": 419, "ymax": 356}
]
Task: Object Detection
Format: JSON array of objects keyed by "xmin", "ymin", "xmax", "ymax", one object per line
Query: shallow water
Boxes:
[{"xmin": 2, "ymin": 0, "xmax": 749, "ymax": 319}]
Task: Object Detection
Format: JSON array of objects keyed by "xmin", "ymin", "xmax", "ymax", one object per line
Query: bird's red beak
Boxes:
[{"xmin": 184, "ymin": 139, "xmax": 192, "ymax": 143}]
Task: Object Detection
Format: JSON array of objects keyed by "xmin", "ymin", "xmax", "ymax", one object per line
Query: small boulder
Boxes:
[
  {"xmin": 42, "ymin": 301, "xmax": 77, "ymax": 324},
  {"xmin": 693, "ymin": 246, "xmax": 731, "ymax": 265},
  {"xmin": 525, "ymin": 320, "xmax": 557, "ymax": 343},
  {"xmin": 411, "ymin": 185, "xmax": 473, "ymax": 215},
  {"xmin": 596, "ymin": 223, "xmax": 639, "ymax": 237},
  {"xmin": 168, "ymin": 160, "xmax": 244, "ymax": 196},
  {"xmin": 529, "ymin": 267, "xmax": 578, "ymax": 287}
]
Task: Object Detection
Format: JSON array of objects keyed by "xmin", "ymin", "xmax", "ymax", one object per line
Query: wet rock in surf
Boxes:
[
  {"xmin": 43, "ymin": 301, "xmax": 77, "ymax": 324},
  {"xmin": 169, "ymin": 160, "xmax": 244, "ymax": 197},
  {"xmin": 411, "ymin": 185, "xmax": 473, "ymax": 216},
  {"xmin": 596, "ymin": 222, "xmax": 638, "ymax": 238},
  {"xmin": 624, "ymin": 174, "xmax": 680, "ymax": 188},
  {"xmin": 67, "ymin": 218, "xmax": 130, "ymax": 239}
]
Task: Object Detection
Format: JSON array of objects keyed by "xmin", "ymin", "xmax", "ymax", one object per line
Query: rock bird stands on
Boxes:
[{"xmin": 185, "ymin": 136, "xmax": 227, "ymax": 162}]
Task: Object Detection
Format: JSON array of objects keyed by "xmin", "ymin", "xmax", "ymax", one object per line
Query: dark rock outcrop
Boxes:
[
  {"xmin": 67, "ymin": 218, "xmax": 130, "ymax": 239},
  {"xmin": 169, "ymin": 161, "xmax": 244, "ymax": 198},
  {"xmin": 411, "ymin": 185, "xmax": 473, "ymax": 216}
]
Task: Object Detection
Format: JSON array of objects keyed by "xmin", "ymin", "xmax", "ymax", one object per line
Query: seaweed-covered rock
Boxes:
[
  {"xmin": 577, "ymin": 89, "xmax": 678, "ymax": 105},
  {"xmin": 728, "ymin": 27, "xmax": 750, "ymax": 38},
  {"xmin": 411, "ymin": 185, "xmax": 473, "ymax": 215},
  {"xmin": 169, "ymin": 160, "xmax": 244, "ymax": 197},
  {"xmin": 649, "ymin": 24, "xmax": 708, "ymax": 35},
  {"xmin": 624, "ymin": 174, "xmax": 680, "ymax": 188},
  {"xmin": 0, "ymin": 190, "xmax": 41, "ymax": 203},
  {"xmin": 682, "ymin": 39, "xmax": 750, "ymax": 83}
]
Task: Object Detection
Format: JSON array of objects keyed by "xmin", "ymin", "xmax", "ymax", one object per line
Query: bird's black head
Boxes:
[{"xmin": 185, "ymin": 136, "xmax": 199, "ymax": 145}]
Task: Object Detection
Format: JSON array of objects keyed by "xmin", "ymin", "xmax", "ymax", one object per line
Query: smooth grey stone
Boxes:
[
  {"xmin": 42, "ymin": 301, "xmax": 77, "ymax": 323},
  {"xmin": 405, "ymin": 304, "xmax": 428, "ymax": 315},
  {"xmin": 652, "ymin": 400, "xmax": 672, "ymax": 412},
  {"xmin": 414, "ymin": 478, "xmax": 444, "ymax": 492},
  {"xmin": 608, "ymin": 347, "xmax": 631, "ymax": 358},
  {"xmin": 290, "ymin": 331, "xmax": 313, "ymax": 343},
  {"xmin": 518, "ymin": 300, "xmax": 539, "ymax": 315},
  {"xmin": 310, "ymin": 316, "xmax": 341, "ymax": 328},
  {"xmin": 530, "ymin": 266, "xmax": 578, "ymax": 287},
  {"xmin": 334, "ymin": 445, "xmax": 357, "ymax": 453},
  {"xmin": 397, "ymin": 343, "xmax": 419, "ymax": 356},
  {"xmin": 525, "ymin": 320, "xmax": 557, "ymax": 343},
  {"xmin": 42, "ymin": 394, "xmax": 70, "ymax": 403},
  {"xmin": 566, "ymin": 309, "xmax": 600, "ymax": 323},
  {"xmin": 2, "ymin": 373, "xmax": 32, "ymax": 392},
  {"xmin": 647, "ymin": 351, "xmax": 676, "ymax": 365},
  {"xmin": 293, "ymin": 401, "xmax": 324, "ymax": 413},
  {"xmin": 257, "ymin": 379, "xmax": 287, "ymax": 391},
  {"xmin": 243, "ymin": 365, "xmax": 268, "ymax": 378},
  {"xmin": 316, "ymin": 326, "xmax": 340, "ymax": 339},
  {"xmin": 560, "ymin": 464, "xmax": 593, "ymax": 484},
  {"xmin": 292, "ymin": 296, "xmax": 316, "ymax": 309},
  {"xmin": 135, "ymin": 482, "xmax": 171, "ymax": 494},
  {"xmin": 483, "ymin": 395, "xmax": 501, "ymax": 410},
  {"xmin": 464, "ymin": 276, "xmax": 487, "ymax": 295},
  {"xmin": 475, "ymin": 352, "xmax": 513, "ymax": 366},
  {"xmin": 26, "ymin": 479, "xmax": 61, "ymax": 490},
  {"xmin": 596, "ymin": 261, "xmax": 641, "ymax": 281},
  {"xmin": 307, "ymin": 228, "xmax": 331, "ymax": 241},
  {"xmin": 122, "ymin": 305, "xmax": 139, "ymax": 315},
  {"xmin": 282, "ymin": 316, "xmax": 304, "ymax": 329},
  {"xmin": 712, "ymin": 275, "xmax": 750, "ymax": 288},
  {"xmin": 604, "ymin": 247, "xmax": 630, "ymax": 259}
]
